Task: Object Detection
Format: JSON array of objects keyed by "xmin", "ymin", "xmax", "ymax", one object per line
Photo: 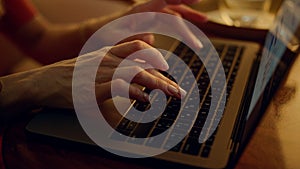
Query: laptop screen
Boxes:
[{"xmin": 248, "ymin": 0, "xmax": 300, "ymax": 119}]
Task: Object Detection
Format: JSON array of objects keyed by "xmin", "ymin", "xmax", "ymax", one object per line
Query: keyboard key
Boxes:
[
  {"xmin": 110, "ymin": 131, "xmax": 127, "ymax": 141},
  {"xmin": 201, "ymin": 146, "xmax": 211, "ymax": 158},
  {"xmin": 202, "ymin": 101, "xmax": 211, "ymax": 110},
  {"xmin": 115, "ymin": 129, "xmax": 131, "ymax": 137},
  {"xmin": 131, "ymin": 122, "xmax": 156, "ymax": 138},
  {"xmin": 189, "ymin": 127, "xmax": 202, "ymax": 138},
  {"xmin": 189, "ymin": 60, "xmax": 202, "ymax": 73},
  {"xmin": 146, "ymin": 137, "xmax": 165, "ymax": 148},
  {"xmin": 164, "ymin": 129, "xmax": 187, "ymax": 151},
  {"xmin": 168, "ymin": 129, "xmax": 186, "ymax": 140},
  {"xmin": 134, "ymin": 102, "xmax": 150, "ymax": 111},
  {"xmin": 179, "ymin": 110, "xmax": 196, "ymax": 121},
  {"xmin": 116, "ymin": 119, "xmax": 130, "ymax": 131},
  {"xmin": 193, "ymin": 119, "xmax": 205, "ymax": 128},
  {"xmin": 126, "ymin": 121, "xmax": 137, "ymax": 131},
  {"xmin": 161, "ymin": 111, "xmax": 178, "ymax": 120},
  {"xmin": 164, "ymin": 140, "xmax": 183, "ymax": 152},
  {"xmin": 156, "ymin": 118, "xmax": 174, "ymax": 130},
  {"xmin": 127, "ymin": 136, "xmax": 144, "ymax": 145},
  {"xmin": 182, "ymin": 137, "xmax": 202, "ymax": 155},
  {"xmin": 173, "ymin": 43, "xmax": 185, "ymax": 55},
  {"xmin": 174, "ymin": 120, "xmax": 192, "ymax": 131},
  {"xmin": 150, "ymin": 127, "xmax": 166, "ymax": 137},
  {"xmin": 161, "ymin": 101, "xmax": 181, "ymax": 119},
  {"xmin": 205, "ymin": 135, "xmax": 215, "ymax": 146},
  {"xmin": 170, "ymin": 142, "xmax": 183, "ymax": 152},
  {"xmin": 227, "ymin": 45, "xmax": 238, "ymax": 54}
]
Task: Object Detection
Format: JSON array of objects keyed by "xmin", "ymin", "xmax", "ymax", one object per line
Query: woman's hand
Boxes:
[
  {"xmin": 84, "ymin": 0, "xmax": 207, "ymax": 48},
  {"xmin": 0, "ymin": 40, "xmax": 185, "ymax": 113},
  {"xmin": 76, "ymin": 40, "xmax": 186, "ymax": 105},
  {"xmin": 124, "ymin": 0, "xmax": 207, "ymax": 44},
  {"xmin": 129, "ymin": 0, "xmax": 207, "ymax": 23},
  {"xmin": 8, "ymin": 0, "xmax": 206, "ymax": 65},
  {"xmin": 51, "ymin": 40, "xmax": 186, "ymax": 107}
]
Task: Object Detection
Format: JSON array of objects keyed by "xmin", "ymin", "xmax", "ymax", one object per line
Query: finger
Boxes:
[
  {"xmin": 110, "ymin": 40, "xmax": 154, "ymax": 57},
  {"xmin": 119, "ymin": 33, "xmax": 155, "ymax": 46},
  {"xmin": 95, "ymin": 60, "xmax": 150, "ymax": 83},
  {"xmin": 146, "ymin": 69, "xmax": 179, "ymax": 89},
  {"xmin": 161, "ymin": 7, "xmax": 182, "ymax": 17},
  {"xmin": 109, "ymin": 40, "xmax": 169, "ymax": 70},
  {"xmin": 97, "ymin": 48, "xmax": 153, "ymax": 69},
  {"xmin": 145, "ymin": 69, "xmax": 188, "ymax": 98},
  {"xmin": 113, "ymin": 66, "xmax": 186, "ymax": 99},
  {"xmin": 146, "ymin": 69, "xmax": 187, "ymax": 99},
  {"xmin": 133, "ymin": 68, "xmax": 187, "ymax": 99},
  {"xmin": 95, "ymin": 79, "xmax": 149, "ymax": 103},
  {"xmin": 167, "ymin": 5, "xmax": 208, "ymax": 23},
  {"xmin": 113, "ymin": 66, "xmax": 178, "ymax": 87},
  {"xmin": 163, "ymin": 13, "xmax": 203, "ymax": 49}
]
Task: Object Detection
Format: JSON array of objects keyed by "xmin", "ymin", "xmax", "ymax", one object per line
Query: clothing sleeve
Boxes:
[{"xmin": 2, "ymin": 0, "xmax": 37, "ymax": 27}]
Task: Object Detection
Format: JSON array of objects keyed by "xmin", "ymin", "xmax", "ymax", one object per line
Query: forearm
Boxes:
[
  {"xmin": 31, "ymin": 13, "xmax": 127, "ymax": 63},
  {"xmin": 0, "ymin": 71, "xmax": 38, "ymax": 118},
  {"xmin": 5, "ymin": 15, "xmax": 84, "ymax": 64},
  {"xmin": 0, "ymin": 60, "xmax": 74, "ymax": 119},
  {"xmin": 12, "ymin": 10, "xmax": 131, "ymax": 65}
]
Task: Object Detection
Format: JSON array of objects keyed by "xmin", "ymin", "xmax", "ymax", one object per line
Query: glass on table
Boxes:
[{"xmin": 218, "ymin": 0, "xmax": 273, "ymax": 28}]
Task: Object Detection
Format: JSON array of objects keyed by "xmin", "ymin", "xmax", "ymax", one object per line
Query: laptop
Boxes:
[{"xmin": 26, "ymin": 1, "xmax": 300, "ymax": 168}]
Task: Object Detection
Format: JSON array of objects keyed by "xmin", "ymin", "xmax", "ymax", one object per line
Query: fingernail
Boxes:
[
  {"xmin": 143, "ymin": 93, "xmax": 150, "ymax": 102},
  {"xmin": 179, "ymin": 87, "xmax": 187, "ymax": 99},
  {"xmin": 195, "ymin": 39, "xmax": 203, "ymax": 49},
  {"xmin": 162, "ymin": 61, "xmax": 169, "ymax": 70},
  {"xmin": 168, "ymin": 85, "xmax": 179, "ymax": 95}
]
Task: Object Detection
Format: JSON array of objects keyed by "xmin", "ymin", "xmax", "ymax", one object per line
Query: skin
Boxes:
[
  {"xmin": 0, "ymin": 40, "xmax": 186, "ymax": 115},
  {"xmin": 1, "ymin": 0, "xmax": 207, "ymax": 65},
  {"xmin": 0, "ymin": 0, "xmax": 206, "ymax": 118}
]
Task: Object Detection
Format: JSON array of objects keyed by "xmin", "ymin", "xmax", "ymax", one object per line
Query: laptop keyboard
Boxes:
[{"xmin": 111, "ymin": 41, "xmax": 244, "ymax": 158}]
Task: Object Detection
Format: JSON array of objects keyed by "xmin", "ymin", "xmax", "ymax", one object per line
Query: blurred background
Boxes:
[
  {"xmin": 31, "ymin": 0, "xmax": 283, "ymax": 24},
  {"xmin": 31, "ymin": 0, "xmax": 132, "ymax": 23}
]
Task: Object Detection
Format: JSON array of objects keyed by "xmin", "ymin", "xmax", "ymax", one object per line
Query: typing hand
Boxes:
[
  {"xmin": 17, "ymin": 40, "xmax": 185, "ymax": 109},
  {"xmin": 97, "ymin": 0, "xmax": 207, "ymax": 49},
  {"xmin": 81, "ymin": 40, "xmax": 186, "ymax": 104},
  {"xmin": 129, "ymin": 0, "xmax": 207, "ymax": 47}
]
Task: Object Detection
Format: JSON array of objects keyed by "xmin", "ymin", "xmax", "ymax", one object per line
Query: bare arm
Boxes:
[
  {"xmin": 3, "ymin": 0, "xmax": 206, "ymax": 65},
  {"xmin": 0, "ymin": 40, "xmax": 185, "ymax": 120}
]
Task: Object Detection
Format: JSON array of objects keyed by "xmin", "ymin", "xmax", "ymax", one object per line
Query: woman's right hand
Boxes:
[
  {"xmin": 74, "ymin": 40, "xmax": 186, "ymax": 105},
  {"xmin": 0, "ymin": 40, "xmax": 186, "ymax": 113}
]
